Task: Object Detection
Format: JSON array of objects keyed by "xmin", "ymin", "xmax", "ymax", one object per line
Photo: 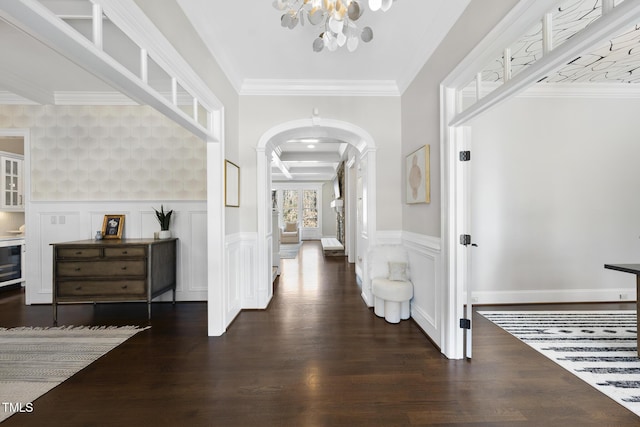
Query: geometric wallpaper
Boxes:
[{"xmin": 0, "ymin": 104, "xmax": 206, "ymax": 201}]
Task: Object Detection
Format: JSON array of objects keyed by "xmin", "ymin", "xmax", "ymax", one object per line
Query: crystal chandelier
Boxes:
[{"xmin": 273, "ymin": 0, "xmax": 395, "ymax": 53}]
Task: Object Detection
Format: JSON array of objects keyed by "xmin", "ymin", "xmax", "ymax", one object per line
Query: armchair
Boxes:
[{"xmin": 280, "ymin": 222, "xmax": 300, "ymax": 244}]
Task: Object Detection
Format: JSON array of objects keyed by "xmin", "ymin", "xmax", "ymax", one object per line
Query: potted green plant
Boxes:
[{"xmin": 154, "ymin": 205, "xmax": 173, "ymax": 239}]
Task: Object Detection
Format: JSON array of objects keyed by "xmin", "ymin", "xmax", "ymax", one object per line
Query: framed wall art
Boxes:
[
  {"xmin": 406, "ymin": 145, "xmax": 430, "ymax": 204},
  {"xmin": 102, "ymin": 214, "xmax": 125, "ymax": 239},
  {"xmin": 225, "ymin": 160, "xmax": 240, "ymax": 207}
]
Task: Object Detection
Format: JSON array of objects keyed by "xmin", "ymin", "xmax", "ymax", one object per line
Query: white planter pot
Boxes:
[{"xmin": 158, "ymin": 230, "xmax": 171, "ymax": 240}]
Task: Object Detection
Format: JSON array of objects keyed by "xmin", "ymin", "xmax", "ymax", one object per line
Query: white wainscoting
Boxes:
[
  {"xmin": 25, "ymin": 201, "xmax": 208, "ymax": 305},
  {"xmin": 226, "ymin": 232, "xmax": 261, "ymax": 309},
  {"xmin": 402, "ymin": 231, "xmax": 441, "ymax": 348}
]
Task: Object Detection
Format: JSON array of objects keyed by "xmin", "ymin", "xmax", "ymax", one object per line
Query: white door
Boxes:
[{"xmin": 457, "ymin": 127, "xmax": 475, "ymax": 359}]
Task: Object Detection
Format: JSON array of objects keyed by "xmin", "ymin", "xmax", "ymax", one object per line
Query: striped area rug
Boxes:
[
  {"xmin": 479, "ymin": 311, "xmax": 640, "ymax": 417},
  {"xmin": 0, "ymin": 325, "xmax": 149, "ymax": 422}
]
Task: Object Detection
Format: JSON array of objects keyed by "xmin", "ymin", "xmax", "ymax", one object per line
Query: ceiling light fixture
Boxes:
[
  {"xmin": 274, "ymin": 0, "xmax": 395, "ymax": 53},
  {"xmin": 307, "ymin": 144, "xmax": 316, "ymax": 149}
]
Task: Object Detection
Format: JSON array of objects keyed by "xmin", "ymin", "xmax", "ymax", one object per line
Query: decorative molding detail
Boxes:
[
  {"xmin": 450, "ymin": 0, "xmax": 640, "ymax": 126},
  {"xmin": 472, "ymin": 288, "xmax": 637, "ymax": 305},
  {"xmin": 0, "ymin": 91, "xmax": 38, "ymax": 105},
  {"xmin": 240, "ymin": 79, "xmax": 400, "ymax": 97},
  {"xmin": 462, "ymin": 82, "xmax": 640, "ymax": 99},
  {"xmin": 226, "ymin": 232, "xmax": 264, "ymax": 310},
  {"xmin": 402, "ymin": 231, "xmax": 441, "ymax": 253},
  {"xmin": 402, "ymin": 232, "xmax": 441, "ymax": 347},
  {"xmin": 411, "ymin": 304, "xmax": 438, "ymax": 339}
]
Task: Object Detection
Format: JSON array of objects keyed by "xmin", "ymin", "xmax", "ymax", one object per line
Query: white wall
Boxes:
[
  {"xmin": 468, "ymin": 95, "xmax": 640, "ymax": 303},
  {"xmin": 239, "ymin": 96, "xmax": 402, "ymax": 233}
]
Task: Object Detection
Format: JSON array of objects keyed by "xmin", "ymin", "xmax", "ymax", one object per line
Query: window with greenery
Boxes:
[
  {"xmin": 274, "ymin": 185, "xmax": 322, "ymax": 232},
  {"xmin": 302, "ymin": 190, "xmax": 318, "ymax": 227},
  {"xmin": 282, "ymin": 189, "xmax": 298, "ymax": 224}
]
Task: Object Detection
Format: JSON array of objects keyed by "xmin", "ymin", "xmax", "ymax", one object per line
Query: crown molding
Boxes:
[
  {"xmin": 0, "ymin": 91, "xmax": 38, "ymax": 105},
  {"xmin": 240, "ymin": 79, "xmax": 400, "ymax": 97},
  {"xmin": 462, "ymin": 82, "xmax": 640, "ymax": 99}
]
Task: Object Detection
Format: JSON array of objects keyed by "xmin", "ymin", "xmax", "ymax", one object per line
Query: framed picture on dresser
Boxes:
[{"xmin": 101, "ymin": 214, "xmax": 125, "ymax": 239}]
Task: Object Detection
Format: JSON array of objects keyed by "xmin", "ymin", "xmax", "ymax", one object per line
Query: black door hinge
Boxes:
[
  {"xmin": 459, "ymin": 151, "xmax": 471, "ymax": 161},
  {"xmin": 460, "ymin": 234, "xmax": 472, "ymax": 246},
  {"xmin": 460, "ymin": 318, "xmax": 471, "ymax": 329}
]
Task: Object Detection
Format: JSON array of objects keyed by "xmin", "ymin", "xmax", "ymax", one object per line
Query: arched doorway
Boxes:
[{"xmin": 256, "ymin": 115, "xmax": 377, "ymax": 308}]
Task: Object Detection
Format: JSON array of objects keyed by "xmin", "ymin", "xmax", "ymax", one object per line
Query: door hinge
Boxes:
[
  {"xmin": 460, "ymin": 234, "xmax": 472, "ymax": 246},
  {"xmin": 459, "ymin": 151, "xmax": 471, "ymax": 161},
  {"xmin": 460, "ymin": 318, "xmax": 471, "ymax": 329}
]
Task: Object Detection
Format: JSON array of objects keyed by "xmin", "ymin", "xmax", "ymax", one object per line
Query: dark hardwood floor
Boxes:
[{"xmin": 1, "ymin": 241, "xmax": 638, "ymax": 426}]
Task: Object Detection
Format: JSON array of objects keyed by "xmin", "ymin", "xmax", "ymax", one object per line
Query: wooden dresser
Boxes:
[{"xmin": 52, "ymin": 238, "xmax": 177, "ymax": 324}]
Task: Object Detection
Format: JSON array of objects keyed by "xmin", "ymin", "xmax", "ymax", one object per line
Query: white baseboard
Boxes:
[
  {"xmin": 472, "ymin": 288, "xmax": 637, "ymax": 305},
  {"xmin": 411, "ymin": 303, "xmax": 439, "ymax": 344}
]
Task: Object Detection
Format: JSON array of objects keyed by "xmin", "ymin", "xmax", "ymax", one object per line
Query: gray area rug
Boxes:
[
  {"xmin": 280, "ymin": 243, "xmax": 301, "ymax": 259},
  {"xmin": 0, "ymin": 325, "xmax": 149, "ymax": 422},
  {"xmin": 480, "ymin": 311, "xmax": 640, "ymax": 417}
]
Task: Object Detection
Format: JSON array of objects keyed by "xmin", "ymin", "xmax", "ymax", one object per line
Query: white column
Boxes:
[
  {"xmin": 140, "ymin": 48, "xmax": 148, "ymax": 84},
  {"xmin": 92, "ymin": 3, "xmax": 103, "ymax": 50},
  {"xmin": 207, "ymin": 140, "xmax": 225, "ymax": 336},
  {"xmin": 542, "ymin": 13, "xmax": 553, "ymax": 55},
  {"xmin": 207, "ymin": 108, "xmax": 225, "ymax": 336},
  {"xmin": 503, "ymin": 48, "xmax": 511, "ymax": 82}
]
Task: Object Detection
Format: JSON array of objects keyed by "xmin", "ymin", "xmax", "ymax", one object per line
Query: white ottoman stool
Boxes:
[{"xmin": 372, "ymin": 278, "xmax": 413, "ymax": 323}]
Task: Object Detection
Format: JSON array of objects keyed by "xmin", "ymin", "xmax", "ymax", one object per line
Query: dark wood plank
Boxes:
[{"xmin": 1, "ymin": 241, "xmax": 638, "ymax": 425}]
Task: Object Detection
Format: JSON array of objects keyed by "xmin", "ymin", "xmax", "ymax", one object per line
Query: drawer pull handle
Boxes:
[
  {"xmin": 122, "ymin": 251, "xmax": 128, "ymax": 254},
  {"xmin": 121, "ymin": 285, "xmax": 128, "ymax": 289},
  {"xmin": 75, "ymin": 251, "xmax": 83, "ymax": 255},
  {"xmin": 121, "ymin": 266, "xmax": 127, "ymax": 270},
  {"xmin": 75, "ymin": 286, "xmax": 82, "ymax": 291},
  {"xmin": 75, "ymin": 267, "xmax": 81, "ymax": 272}
]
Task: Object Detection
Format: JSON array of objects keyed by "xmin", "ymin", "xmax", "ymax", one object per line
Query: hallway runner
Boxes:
[{"xmin": 479, "ymin": 311, "xmax": 640, "ymax": 417}]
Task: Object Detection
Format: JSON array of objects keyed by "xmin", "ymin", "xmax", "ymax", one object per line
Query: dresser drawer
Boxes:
[
  {"xmin": 104, "ymin": 247, "xmax": 146, "ymax": 258},
  {"xmin": 57, "ymin": 247, "xmax": 102, "ymax": 258},
  {"xmin": 57, "ymin": 280, "xmax": 146, "ymax": 298},
  {"xmin": 56, "ymin": 260, "xmax": 146, "ymax": 277}
]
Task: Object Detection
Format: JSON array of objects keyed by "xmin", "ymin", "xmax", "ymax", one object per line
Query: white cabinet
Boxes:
[{"xmin": 0, "ymin": 153, "xmax": 23, "ymax": 211}]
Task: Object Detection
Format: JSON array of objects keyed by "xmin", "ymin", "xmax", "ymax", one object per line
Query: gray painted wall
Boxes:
[
  {"xmin": 401, "ymin": 0, "xmax": 520, "ymax": 237},
  {"xmin": 469, "ymin": 95, "xmax": 640, "ymax": 301}
]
